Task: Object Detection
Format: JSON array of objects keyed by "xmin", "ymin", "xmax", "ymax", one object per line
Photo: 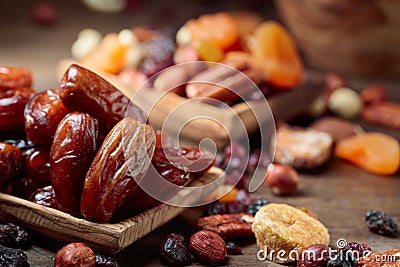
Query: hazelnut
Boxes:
[
  {"xmin": 190, "ymin": 230, "xmax": 227, "ymax": 264},
  {"xmin": 54, "ymin": 242, "xmax": 96, "ymax": 267},
  {"xmin": 328, "ymin": 87, "xmax": 363, "ymax": 119},
  {"xmin": 266, "ymin": 164, "xmax": 299, "ymax": 196}
]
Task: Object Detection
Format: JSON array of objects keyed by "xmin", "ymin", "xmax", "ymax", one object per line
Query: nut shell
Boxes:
[
  {"xmin": 252, "ymin": 203, "xmax": 330, "ymax": 264},
  {"xmin": 190, "ymin": 230, "xmax": 227, "ymax": 264}
]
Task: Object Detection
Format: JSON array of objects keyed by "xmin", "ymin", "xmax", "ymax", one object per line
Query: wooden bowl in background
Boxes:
[{"xmin": 275, "ymin": 0, "xmax": 400, "ymax": 78}]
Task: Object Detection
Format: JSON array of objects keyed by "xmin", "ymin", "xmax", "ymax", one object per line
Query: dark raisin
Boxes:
[
  {"xmin": 159, "ymin": 233, "xmax": 192, "ymax": 266},
  {"xmin": 207, "ymin": 201, "xmax": 227, "ymax": 216},
  {"xmin": 95, "ymin": 254, "xmax": 120, "ymax": 267},
  {"xmin": 298, "ymin": 244, "xmax": 329, "ymax": 267},
  {"xmin": 247, "ymin": 198, "xmax": 271, "ymax": 215},
  {"xmin": 339, "ymin": 242, "xmax": 371, "ymax": 259},
  {"xmin": 365, "ymin": 210, "xmax": 398, "ymax": 237},
  {"xmin": 0, "ymin": 223, "xmax": 31, "ymax": 249},
  {"xmin": 327, "ymin": 248, "xmax": 356, "ymax": 267},
  {"xmin": 226, "ymin": 200, "xmax": 249, "ymax": 214},
  {"xmin": 226, "ymin": 242, "xmax": 242, "ymax": 255},
  {"xmin": 0, "ymin": 245, "xmax": 29, "ymax": 267}
]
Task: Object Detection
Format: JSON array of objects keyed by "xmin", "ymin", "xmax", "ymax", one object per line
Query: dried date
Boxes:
[
  {"xmin": 0, "ymin": 142, "xmax": 23, "ymax": 184},
  {"xmin": 0, "ymin": 66, "xmax": 32, "ymax": 91},
  {"xmin": 0, "ymin": 87, "xmax": 35, "ymax": 136},
  {"xmin": 0, "ymin": 245, "xmax": 30, "ymax": 267},
  {"xmin": 0, "ymin": 223, "xmax": 30, "ymax": 249},
  {"xmin": 24, "ymin": 89, "xmax": 70, "ymax": 145},
  {"xmin": 59, "ymin": 64, "xmax": 145, "ymax": 134},
  {"xmin": 50, "ymin": 112, "xmax": 98, "ymax": 217},
  {"xmin": 25, "ymin": 146, "xmax": 50, "ymax": 185},
  {"xmin": 28, "ymin": 185, "xmax": 57, "ymax": 209},
  {"xmin": 80, "ymin": 118, "xmax": 155, "ymax": 222}
]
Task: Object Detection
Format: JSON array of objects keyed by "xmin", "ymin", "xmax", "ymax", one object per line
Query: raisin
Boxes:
[
  {"xmin": 0, "ymin": 142, "xmax": 23, "ymax": 184},
  {"xmin": 327, "ymin": 248, "xmax": 356, "ymax": 267},
  {"xmin": 28, "ymin": 185, "xmax": 57, "ymax": 209},
  {"xmin": 59, "ymin": 64, "xmax": 145, "ymax": 134},
  {"xmin": 298, "ymin": 244, "xmax": 330, "ymax": 267},
  {"xmin": 159, "ymin": 233, "xmax": 192, "ymax": 266},
  {"xmin": 25, "ymin": 146, "xmax": 50, "ymax": 185},
  {"xmin": 0, "ymin": 66, "xmax": 32, "ymax": 91},
  {"xmin": 365, "ymin": 210, "xmax": 398, "ymax": 237},
  {"xmin": 24, "ymin": 89, "xmax": 70, "ymax": 145},
  {"xmin": 0, "ymin": 245, "xmax": 29, "ymax": 267},
  {"xmin": 0, "ymin": 87, "xmax": 35, "ymax": 136},
  {"xmin": 207, "ymin": 201, "xmax": 227, "ymax": 216},
  {"xmin": 95, "ymin": 254, "xmax": 120, "ymax": 267},
  {"xmin": 6, "ymin": 177, "xmax": 43, "ymax": 200},
  {"xmin": 339, "ymin": 242, "xmax": 371, "ymax": 259},
  {"xmin": 226, "ymin": 241, "xmax": 242, "ymax": 255},
  {"xmin": 247, "ymin": 198, "xmax": 271, "ymax": 215},
  {"xmin": 0, "ymin": 223, "xmax": 30, "ymax": 249}
]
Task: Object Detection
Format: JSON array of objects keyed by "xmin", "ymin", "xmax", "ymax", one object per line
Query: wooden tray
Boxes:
[
  {"xmin": 57, "ymin": 60, "xmax": 326, "ymax": 149},
  {"xmin": 0, "ymin": 167, "xmax": 224, "ymax": 254}
]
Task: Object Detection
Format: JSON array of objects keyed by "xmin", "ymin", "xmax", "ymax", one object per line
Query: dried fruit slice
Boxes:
[
  {"xmin": 252, "ymin": 203, "xmax": 330, "ymax": 264},
  {"xmin": 335, "ymin": 132, "xmax": 400, "ymax": 175},
  {"xmin": 275, "ymin": 127, "xmax": 333, "ymax": 170}
]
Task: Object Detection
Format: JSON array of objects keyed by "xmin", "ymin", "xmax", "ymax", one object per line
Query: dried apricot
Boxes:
[
  {"xmin": 250, "ymin": 21, "xmax": 303, "ymax": 89},
  {"xmin": 177, "ymin": 12, "xmax": 239, "ymax": 51},
  {"xmin": 335, "ymin": 133, "xmax": 400, "ymax": 175},
  {"xmin": 81, "ymin": 33, "xmax": 127, "ymax": 74}
]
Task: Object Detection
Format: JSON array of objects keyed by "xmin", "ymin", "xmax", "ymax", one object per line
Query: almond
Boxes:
[{"xmin": 190, "ymin": 230, "xmax": 227, "ymax": 264}]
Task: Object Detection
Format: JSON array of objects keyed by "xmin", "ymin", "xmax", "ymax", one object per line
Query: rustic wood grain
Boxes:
[{"xmin": 0, "ymin": 167, "xmax": 224, "ymax": 254}]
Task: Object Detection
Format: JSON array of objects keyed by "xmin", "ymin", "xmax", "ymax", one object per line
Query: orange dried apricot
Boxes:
[
  {"xmin": 178, "ymin": 12, "xmax": 239, "ymax": 51},
  {"xmin": 334, "ymin": 133, "xmax": 400, "ymax": 175},
  {"xmin": 81, "ymin": 33, "xmax": 127, "ymax": 74},
  {"xmin": 250, "ymin": 21, "xmax": 303, "ymax": 89}
]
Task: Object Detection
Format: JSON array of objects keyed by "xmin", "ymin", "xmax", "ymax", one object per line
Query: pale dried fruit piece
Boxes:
[
  {"xmin": 190, "ymin": 230, "xmax": 227, "ymax": 264},
  {"xmin": 252, "ymin": 203, "xmax": 330, "ymax": 264},
  {"xmin": 310, "ymin": 116, "xmax": 361, "ymax": 142},
  {"xmin": 80, "ymin": 118, "xmax": 155, "ymax": 222},
  {"xmin": 275, "ymin": 127, "xmax": 333, "ymax": 170},
  {"xmin": 358, "ymin": 249, "xmax": 400, "ymax": 267},
  {"xmin": 328, "ymin": 87, "xmax": 363, "ymax": 119},
  {"xmin": 335, "ymin": 132, "xmax": 400, "ymax": 176}
]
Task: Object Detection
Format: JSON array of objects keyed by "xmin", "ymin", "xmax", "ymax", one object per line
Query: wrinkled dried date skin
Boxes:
[
  {"xmin": 6, "ymin": 177, "xmax": 43, "ymax": 200},
  {"xmin": 0, "ymin": 245, "xmax": 30, "ymax": 267},
  {"xmin": 28, "ymin": 185, "xmax": 57, "ymax": 209},
  {"xmin": 0, "ymin": 87, "xmax": 35, "ymax": 136},
  {"xmin": 115, "ymin": 146, "xmax": 215, "ymax": 219},
  {"xmin": 59, "ymin": 64, "xmax": 145, "ymax": 134},
  {"xmin": 0, "ymin": 142, "xmax": 23, "ymax": 184},
  {"xmin": 0, "ymin": 66, "xmax": 32, "ymax": 91},
  {"xmin": 50, "ymin": 112, "xmax": 98, "ymax": 217},
  {"xmin": 25, "ymin": 146, "xmax": 50, "ymax": 185},
  {"xmin": 24, "ymin": 89, "xmax": 70, "ymax": 145},
  {"xmin": 0, "ymin": 223, "xmax": 30, "ymax": 249},
  {"xmin": 80, "ymin": 118, "xmax": 155, "ymax": 222}
]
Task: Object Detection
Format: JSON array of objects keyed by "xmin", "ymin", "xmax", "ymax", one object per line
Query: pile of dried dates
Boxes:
[{"xmin": 0, "ymin": 64, "xmax": 214, "ymax": 223}]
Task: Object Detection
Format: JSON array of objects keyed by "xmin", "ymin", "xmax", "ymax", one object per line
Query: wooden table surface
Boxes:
[{"xmin": 1, "ymin": 1, "xmax": 399, "ymax": 266}]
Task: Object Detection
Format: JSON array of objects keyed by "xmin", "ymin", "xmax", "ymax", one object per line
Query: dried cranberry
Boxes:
[
  {"xmin": 298, "ymin": 244, "xmax": 329, "ymax": 267},
  {"xmin": 95, "ymin": 254, "xmax": 120, "ymax": 267},
  {"xmin": 223, "ymin": 142, "xmax": 248, "ymax": 173},
  {"xmin": 159, "ymin": 233, "xmax": 192, "ymax": 266},
  {"xmin": 226, "ymin": 241, "xmax": 242, "ymax": 255},
  {"xmin": 0, "ymin": 223, "xmax": 30, "ymax": 249},
  {"xmin": 365, "ymin": 210, "xmax": 398, "ymax": 237},
  {"xmin": 247, "ymin": 198, "xmax": 270, "ymax": 215},
  {"xmin": 224, "ymin": 170, "xmax": 246, "ymax": 190}
]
